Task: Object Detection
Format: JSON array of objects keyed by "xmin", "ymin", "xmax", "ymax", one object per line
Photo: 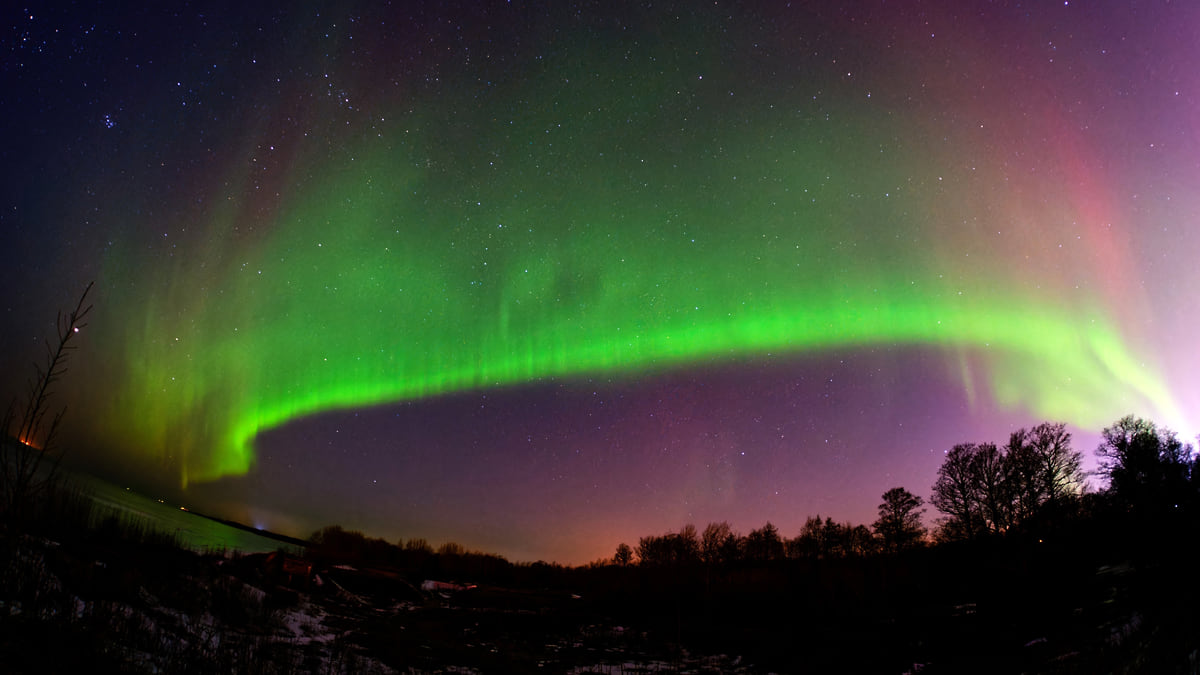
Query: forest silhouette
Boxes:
[
  {"xmin": 5, "ymin": 406, "xmax": 1200, "ymax": 671},
  {"xmin": 283, "ymin": 413, "xmax": 1200, "ymax": 672}
]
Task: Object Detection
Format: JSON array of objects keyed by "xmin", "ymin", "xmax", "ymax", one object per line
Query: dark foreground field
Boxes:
[
  {"xmin": 0, "ymin": 526, "xmax": 747, "ymax": 674},
  {"xmin": 3, "ymin": 507, "xmax": 1197, "ymax": 674}
]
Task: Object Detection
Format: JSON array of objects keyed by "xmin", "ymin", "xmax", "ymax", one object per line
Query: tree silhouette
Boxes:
[
  {"xmin": 1005, "ymin": 422, "xmax": 1085, "ymax": 524},
  {"xmin": 789, "ymin": 517, "xmax": 876, "ymax": 559},
  {"xmin": 405, "ymin": 538, "xmax": 434, "ymax": 554},
  {"xmin": 932, "ymin": 425, "xmax": 1086, "ymax": 541},
  {"xmin": 1, "ymin": 283, "xmax": 93, "ymax": 525},
  {"xmin": 635, "ymin": 534, "xmax": 665, "ymax": 566},
  {"xmin": 717, "ymin": 526, "xmax": 743, "ymax": 564},
  {"xmin": 824, "ymin": 518, "xmax": 849, "ymax": 558},
  {"xmin": 636, "ymin": 526, "xmax": 702, "ymax": 566},
  {"xmin": 872, "ymin": 487, "xmax": 926, "ymax": 552},
  {"xmin": 974, "ymin": 442, "xmax": 1014, "ymax": 533},
  {"xmin": 744, "ymin": 522, "xmax": 785, "ymax": 561},
  {"xmin": 437, "ymin": 541, "xmax": 466, "ymax": 557},
  {"xmin": 1097, "ymin": 415, "xmax": 1193, "ymax": 515},
  {"xmin": 845, "ymin": 524, "xmax": 878, "ymax": 556},
  {"xmin": 613, "ymin": 542, "xmax": 633, "ymax": 566},
  {"xmin": 793, "ymin": 515, "xmax": 827, "ymax": 559},
  {"xmin": 700, "ymin": 521, "xmax": 736, "ymax": 565},
  {"xmin": 931, "ymin": 443, "xmax": 989, "ymax": 540},
  {"xmin": 676, "ymin": 523, "xmax": 701, "ymax": 562}
]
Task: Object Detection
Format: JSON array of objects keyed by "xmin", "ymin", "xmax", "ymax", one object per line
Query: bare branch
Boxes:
[{"xmin": 2, "ymin": 282, "xmax": 93, "ymax": 523}]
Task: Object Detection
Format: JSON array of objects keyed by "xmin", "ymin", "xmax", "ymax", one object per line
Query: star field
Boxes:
[{"xmin": 2, "ymin": 1, "xmax": 1197, "ymax": 563}]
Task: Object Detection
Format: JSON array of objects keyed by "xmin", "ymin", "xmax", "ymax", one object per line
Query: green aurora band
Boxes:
[{"xmin": 91, "ymin": 31, "xmax": 1185, "ymax": 485}]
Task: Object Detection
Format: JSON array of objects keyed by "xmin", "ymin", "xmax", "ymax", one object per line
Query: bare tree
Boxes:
[
  {"xmin": 405, "ymin": 538, "xmax": 434, "ymax": 554},
  {"xmin": 676, "ymin": 523, "xmax": 701, "ymax": 562},
  {"xmin": 1006, "ymin": 422, "xmax": 1084, "ymax": 519},
  {"xmin": 934, "ymin": 423, "xmax": 1088, "ymax": 541},
  {"xmin": 717, "ymin": 526, "xmax": 743, "ymax": 564},
  {"xmin": 974, "ymin": 443, "xmax": 1013, "ymax": 533},
  {"xmin": 1, "ymin": 282, "xmax": 93, "ymax": 524},
  {"xmin": 700, "ymin": 521, "xmax": 732, "ymax": 565},
  {"xmin": 931, "ymin": 443, "xmax": 987, "ymax": 540},
  {"xmin": 437, "ymin": 541, "xmax": 466, "ymax": 557},
  {"xmin": 931, "ymin": 442, "xmax": 1015, "ymax": 538}
]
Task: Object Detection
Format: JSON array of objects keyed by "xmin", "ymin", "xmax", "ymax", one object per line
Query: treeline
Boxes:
[
  {"xmin": 933, "ymin": 416, "xmax": 1199, "ymax": 540},
  {"xmin": 302, "ymin": 414, "xmax": 1198, "ymax": 574},
  {"xmin": 616, "ymin": 416, "xmax": 1200, "ymax": 567},
  {"xmin": 306, "ymin": 525, "xmax": 520, "ymax": 581},
  {"xmin": 621, "ymin": 484, "xmax": 927, "ymax": 567},
  {"xmin": 931, "ymin": 421, "xmax": 1085, "ymax": 540}
]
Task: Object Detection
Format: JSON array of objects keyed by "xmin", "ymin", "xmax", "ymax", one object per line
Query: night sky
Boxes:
[{"xmin": 2, "ymin": 1, "xmax": 1196, "ymax": 564}]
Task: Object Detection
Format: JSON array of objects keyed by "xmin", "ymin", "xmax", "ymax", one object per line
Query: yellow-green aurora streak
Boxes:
[
  {"xmin": 96, "ymin": 129, "xmax": 1183, "ymax": 485},
  {"xmin": 86, "ymin": 11, "xmax": 1189, "ymax": 486}
]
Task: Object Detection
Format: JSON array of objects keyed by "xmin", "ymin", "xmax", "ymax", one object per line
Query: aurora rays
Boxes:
[
  {"xmin": 5, "ymin": 0, "xmax": 1198, "ymax": 561},
  {"xmin": 97, "ymin": 83, "xmax": 1182, "ymax": 483}
]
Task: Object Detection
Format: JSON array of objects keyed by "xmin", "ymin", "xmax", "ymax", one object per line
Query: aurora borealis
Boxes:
[{"xmin": 3, "ymin": 1, "xmax": 1197, "ymax": 563}]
